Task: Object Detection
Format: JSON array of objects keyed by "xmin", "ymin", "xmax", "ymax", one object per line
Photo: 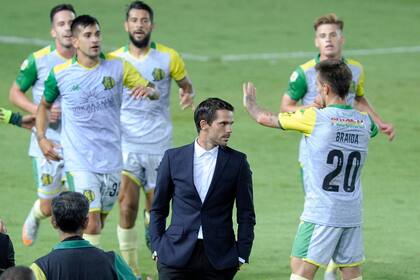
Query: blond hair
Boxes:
[{"xmin": 313, "ymin": 13, "xmax": 344, "ymax": 31}]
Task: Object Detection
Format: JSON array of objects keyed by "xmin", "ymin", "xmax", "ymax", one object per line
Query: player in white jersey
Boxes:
[
  {"xmin": 109, "ymin": 2, "xmax": 194, "ymax": 277},
  {"xmin": 244, "ymin": 60, "xmax": 377, "ymax": 280},
  {"xmin": 279, "ymin": 14, "xmax": 394, "ymax": 279},
  {"xmin": 7, "ymin": 4, "xmax": 76, "ymax": 247},
  {"xmin": 35, "ymin": 15, "xmax": 159, "ymax": 248}
]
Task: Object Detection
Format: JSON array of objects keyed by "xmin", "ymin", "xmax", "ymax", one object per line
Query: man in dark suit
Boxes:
[{"xmin": 150, "ymin": 97, "xmax": 256, "ymax": 280}]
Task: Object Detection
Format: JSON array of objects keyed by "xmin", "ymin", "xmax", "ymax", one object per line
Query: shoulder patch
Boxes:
[
  {"xmin": 20, "ymin": 59, "xmax": 29, "ymax": 70},
  {"xmin": 290, "ymin": 71, "xmax": 299, "ymax": 82}
]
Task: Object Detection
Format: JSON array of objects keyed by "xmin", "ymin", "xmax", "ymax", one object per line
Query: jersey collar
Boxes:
[
  {"xmin": 327, "ymin": 104, "xmax": 353, "ymax": 109},
  {"xmin": 54, "ymin": 239, "xmax": 94, "ymax": 250},
  {"xmin": 315, "ymin": 54, "xmax": 347, "ymax": 63}
]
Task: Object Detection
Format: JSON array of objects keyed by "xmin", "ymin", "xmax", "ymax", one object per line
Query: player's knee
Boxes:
[{"xmin": 85, "ymin": 215, "xmax": 102, "ymax": 234}]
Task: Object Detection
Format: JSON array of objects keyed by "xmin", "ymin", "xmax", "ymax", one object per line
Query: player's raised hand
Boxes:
[
  {"xmin": 179, "ymin": 88, "xmax": 195, "ymax": 110},
  {"xmin": 379, "ymin": 122, "xmax": 395, "ymax": 141},
  {"xmin": 49, "ymin": 104, "xmax": 61, "ymax": 124},
  {"xmin": 131, "ymin": 86, "xmax": 160, "ymax": 100},
  {"xmin": 242, "ymin": 81, "xmax": 257, "ymax": 108},
  {"xmin": 38, "ymin": 137, "xmax": 62, "ymax": 161}
]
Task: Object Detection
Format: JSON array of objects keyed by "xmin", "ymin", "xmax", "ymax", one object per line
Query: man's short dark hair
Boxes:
[
  {"xmin": 50, "ymin": 4, "xmax": 76, "ymax": 23},
  {"xmin": 0, "ymin": 266, "xmax": 34, "ymax": 280},
  {"xmin": 315, "ymin": 59, "xmax": 352, "ymax": 99},
  {"xmin": 194, "ymin": 98, "xmax": 234, "ymax": 132},
  {"xmin": 71, "ymin": 15, "xmax": 100, "ymax": 36},
  {"xmin": 52, "ymin": 192, "xmax": 89, "ymax": 233},
  {"xmin": 126, "ymin": 1, "xmax": 154, "ymax": 22}
]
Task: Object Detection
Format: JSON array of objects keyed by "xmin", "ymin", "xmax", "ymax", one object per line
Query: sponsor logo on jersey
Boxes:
[
  {"xmin": 41, "ymin": 174, "xmax": 53, "ymax": 186},
  {"xmin": 152, "ymin": 68, "xmax": 165, "ymax": 81},
  {"xmin": 83, "ymin": 190, "xmax": 95, "ymax": 203},
  {"xmin": 102, "ymin": 76, "xmax": 116, "ymax": 90}
]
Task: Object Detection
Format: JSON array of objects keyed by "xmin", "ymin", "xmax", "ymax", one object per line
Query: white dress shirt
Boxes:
[{"xmin": 193, "ymin": 139, "xmax": 219, "ymax": 239}]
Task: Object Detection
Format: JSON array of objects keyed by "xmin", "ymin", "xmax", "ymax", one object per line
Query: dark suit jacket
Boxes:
[
  {"xmin": 150, "ymin": 143, "xmax": 255, "ymax": 270},
  {"xmin": 0, "ymin": 233, "xmax": 15, "ymax": 275}
]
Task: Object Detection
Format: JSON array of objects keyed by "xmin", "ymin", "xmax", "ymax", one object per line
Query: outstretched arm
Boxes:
[
  {"xmin": 243, "ymin": 82, "xmax": 281, "ymax": 128},
  {"xmin": 176, "ymin": 76, "xmax": 195, "ymax": 110},
  {"xmin": 354, "ymin": 96, "xmax": 395, "ymax": 141},
  {"xmin": 0, "ymin": 108, "xmax": 35, "ymax": 130}
]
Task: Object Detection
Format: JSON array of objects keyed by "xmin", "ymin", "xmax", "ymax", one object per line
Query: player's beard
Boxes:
[{"xmin": 129, "ymin": 32, "xmax": 151, "ymax": 49}]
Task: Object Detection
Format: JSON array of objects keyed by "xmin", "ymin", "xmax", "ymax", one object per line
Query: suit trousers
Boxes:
[{"xmin": 157, "ymin": 240, "xmax": 238, "ymax": 280}]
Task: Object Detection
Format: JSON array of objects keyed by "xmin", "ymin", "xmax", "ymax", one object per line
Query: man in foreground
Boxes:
[
  {"xmin": 30, "ymin": 191, "xmax": 136, "ymax": 280},
  {"xmin": 150, "ymin": 98, "xmax": 255, "ymax": 280}
]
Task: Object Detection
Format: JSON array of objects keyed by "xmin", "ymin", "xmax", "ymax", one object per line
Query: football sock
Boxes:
[
  {"xmin": 33, "ymin": 199, "xmax": 47, "ymax": 220},
  {"xmin": 117, "ymin": 225, "xmax": 140, "ymax": 276},
  {"xmin": 83, "ymin": 233, "xmax": 101, "ymax": 247}
]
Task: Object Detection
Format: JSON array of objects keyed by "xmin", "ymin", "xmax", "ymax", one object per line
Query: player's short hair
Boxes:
[
  {"xmin": 50, "ymin": 4, "xmax": 76, "ymax": 23},
  {"xmin": 194, "ymin": 98, "xmax": 234, "ymax": 132},
  {"xmin": 0, "ymin": 266, "xmax": 35, "ymax": 280},
  {"xmin": 71, "ymin": 15, "xmax": 100, "ymax": 36},
  {"xmin": 313, "ymin": 13, "xmax": 343, "ymax": 31},
  {"xmin": 52, "ymin": 191, "xmax": 89, "ymax": 233},
  {"xmin": 126, "ymin": 1, "xmax": 154, "ymax": 22},
  {"xmin": 315, "ymin": 59, "xmax": 352, "ymax": 99}
]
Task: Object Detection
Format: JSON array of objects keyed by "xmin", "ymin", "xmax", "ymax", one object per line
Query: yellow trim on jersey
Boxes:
[
  {"xmin": 123, "ymin": 60, "xmax": 149, "ymax": 89},
  {"xmin": 53, "ymin": 59, "xmax": 73, "ymax": 74},
  {"xmin": 155, "ymin": 43, "xmax": 187, "ymax": 81},
  {"xmin": 300, "ymin": 59, "xmax": 316, "ymax": 72},
  {"xmin": 33, "ymin": 46, "xmax": 52, "ymax": 59},
  {"xmin": 108, "ymin": 47, "xmax": 126, "ymax": 57},
  {"xmin": 279, "ymin": 107, "xmax": 317, "ymax": 136},
  {"xmin": 347, "ymin": 59, "xmax": 365, "ymax": 97},
  {"xmin": 30, "ymin": 263, "xmax": 47, "ymax": 280},
  {"xmin": 121, "ymin": 170, "xmax": 142, "ymax": 187},
  {"xmin": 89, "ymin": 208, "xmax": 101, "ymax": 213},
  {"xmin": 302, "ymin": 258, "xmax": 326, "ymax": 269},
  {"xmin": 38, "ymin": 188, "xmax": 61, "ymax": 195},
  {"xmin": 334, "ymin": 260, "xmax": 365, "ymax": 268}
]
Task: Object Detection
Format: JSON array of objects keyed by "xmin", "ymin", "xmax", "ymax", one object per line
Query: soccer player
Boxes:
[
  {"xmin": 8, "ymin": 4, "xmax": 76, "ymax": 246},
  {"xmin": 244, "ymin": 59, "xmax": 377, "ymax": 280},
  {"xmin": 280, "ymin": 14, "xmax": 394, "ymax": 278},
  {"xmin": 36, "ymin": 15, "xmax": 159, "ymax": 248},
  {"xmin": 109, "ymin": 1, "xmax": 194, "ymax": 276}
]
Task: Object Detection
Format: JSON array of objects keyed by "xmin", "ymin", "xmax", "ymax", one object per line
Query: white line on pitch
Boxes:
[{"xmin": 1, "ymin": 35, "xmax": 419, "ymax": 62}]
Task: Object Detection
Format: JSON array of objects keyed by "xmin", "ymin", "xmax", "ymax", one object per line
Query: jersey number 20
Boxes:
[{"xmin": 322, "ymin": 150, "xmax": 361, "ymax": 193}]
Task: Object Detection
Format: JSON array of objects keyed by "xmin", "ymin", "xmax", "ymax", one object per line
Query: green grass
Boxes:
[{"xmin": 1, "ymin": 0, "xmax": 420, "ymax": 279}]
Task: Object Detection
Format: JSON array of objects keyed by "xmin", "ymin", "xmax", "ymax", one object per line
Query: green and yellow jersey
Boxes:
[
  {"xmin": 109, "ymin": 42, "xmax": 187, "ymax": 154},
  {"xmin": 44, "ymin": 54, "xmax": 149, "ymax": 174},
  {"xmin": 15, "ymin": 45, "xmax": 66, "ymax": 157},
  {"xmin": 279, "ymin": 105, "xmax": 377, "ymax": 227}
]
